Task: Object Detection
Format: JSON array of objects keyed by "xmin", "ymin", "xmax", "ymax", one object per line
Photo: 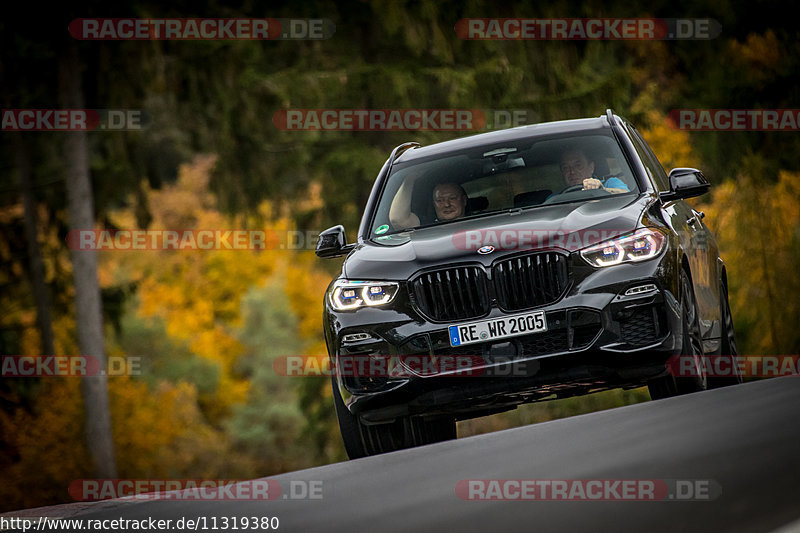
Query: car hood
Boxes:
[{"xmin": 344, "ymin": 194, "xmax": 650, "ymax": 280}]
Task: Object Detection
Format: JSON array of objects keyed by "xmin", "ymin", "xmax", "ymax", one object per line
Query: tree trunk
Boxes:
[
  {"xmin": 15, "ymin": 136, "xmax": 56, "ymax": 357},
  {"xmin": 59, "ymin": 42, "xmax": 117, "ymax": 478}
]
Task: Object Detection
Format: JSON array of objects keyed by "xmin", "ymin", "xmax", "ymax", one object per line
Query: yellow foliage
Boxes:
[
  {"xmin": 3, "ymin": 154, "xmax": 341, "ymax": 511},
  {"xmin": 730, "ymin": 30, "xmax": 781, "ymax": 74},
  {"xmin": 699, "ymin": 170, "xmax": 800, "ymax": 353},
  {"xmin": 19, "ymin": 324, "xmax": 41, "ymax": 357},
  {"xmin": 0, "ymin": 200, "xmax": 78, "ymax": 360},
  {"xmin": 0, "ymin": 379, "xmax": 90, "ymax": 511},
  {"xmin": 52, "ymin": 314, "xmax": 78, "ymax": 356},
  {"xmin": 285, "ymin": 251, "xmax": 332, "ymax": 345},
  {"xmin": 97, "ymin": 156, "xmax": 296, "ymax": 420},
  {"xmin": 0, "ymin": 373, "xmax": 230, "ymax": 511},
  {"xmin": 641, "ymin": 111, "xmax": 701, "ymax": 171},
  {"xmin": 109, "ymin": 376, "xmax": 227, "ymax": 478}
]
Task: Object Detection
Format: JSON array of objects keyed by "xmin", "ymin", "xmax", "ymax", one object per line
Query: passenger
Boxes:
[
  {"xmin": 389, "ymin": 172, "xmax": 467, "ymax": 229},
  {"xmin": 432, "ymin": 183, "xmax": 468, "ymax": 221}
]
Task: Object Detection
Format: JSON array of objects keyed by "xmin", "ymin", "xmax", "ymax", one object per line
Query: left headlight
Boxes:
[
  {"xmin": 328, "ymin": 280, "xmax": 400, "ymax": 310},
  {"xmin": 580, "ymin": 228, "xmax": 667, "ymax": 267}
]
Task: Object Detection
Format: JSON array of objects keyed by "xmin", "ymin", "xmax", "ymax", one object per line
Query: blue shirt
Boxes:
[
  {"xmin": 599, "ymin": 176, "xmax": 629, "ymax": 191},
  {"xmin": 546, "ymin": 175, "xmax": 629, "ymax": 201}
]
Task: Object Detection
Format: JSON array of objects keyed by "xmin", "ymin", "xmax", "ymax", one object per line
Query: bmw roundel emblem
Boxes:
[{"xmin": 477, "ymin": 245, "xmax": 495, "ymax": 255}]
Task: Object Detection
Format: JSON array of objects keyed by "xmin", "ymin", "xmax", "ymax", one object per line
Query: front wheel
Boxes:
[
  {"xmin": 648, "ymin": 269, "xmax": 708, "ymax": 400},
  {"xmin": 331, "ymin": 376, "xmax": 456, "ymax": 459},
  {"xmin": 331, "ymin": 376, "xmax": 370, "ymax": 459},
  {"xmin": 708, "ymin": 280, "xmax": 743, "ymax": 388}
]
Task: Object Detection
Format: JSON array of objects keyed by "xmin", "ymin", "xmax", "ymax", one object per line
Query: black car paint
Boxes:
[{"xmin": 320, "ymin": 112, "xmax": 726, "ymax": 424}]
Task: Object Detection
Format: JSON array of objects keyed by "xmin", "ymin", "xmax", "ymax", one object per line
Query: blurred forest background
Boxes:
[{"xmin": 1, "ymin": 0, "xmax": 799, "ymax": 511}]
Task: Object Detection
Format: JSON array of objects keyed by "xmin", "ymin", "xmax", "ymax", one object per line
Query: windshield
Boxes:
[{"xmin": 369, "ymin": 132, "xmax": 638, "ymax": 237}]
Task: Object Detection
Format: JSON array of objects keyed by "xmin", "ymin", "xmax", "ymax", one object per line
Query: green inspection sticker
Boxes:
[{"xmin": 375, "ymin": 224, "xmax": 389, "ymax": 234}]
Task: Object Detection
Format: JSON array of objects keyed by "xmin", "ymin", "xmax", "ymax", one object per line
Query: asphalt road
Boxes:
[{"xmin": 70, "ymin": 377, "xmax": 799, "ymax": 533}]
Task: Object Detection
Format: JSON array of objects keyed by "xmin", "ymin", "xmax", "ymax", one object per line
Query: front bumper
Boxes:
[{"xmin": 324, "ymin": 254, "xmax": 683, "ymax": 423}]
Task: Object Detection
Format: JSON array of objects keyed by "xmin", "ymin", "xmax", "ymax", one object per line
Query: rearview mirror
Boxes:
[
  {"xmin": 660, "ymin": 168, "xmax": 711, "ymax": 201},
  {"xmin": 315, "ymin": 225, "xmax": 354, "ymax": 258}
]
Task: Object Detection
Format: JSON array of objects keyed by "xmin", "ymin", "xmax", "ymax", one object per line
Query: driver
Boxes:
[{"xmin": 558, "ymin": 148, "xmax": 629, "ymax": 194}]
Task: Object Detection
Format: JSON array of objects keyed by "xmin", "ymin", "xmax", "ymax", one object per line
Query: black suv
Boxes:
[{"xmin": 316, "ymin": 110, "xmax": 739, "ymax": 459}]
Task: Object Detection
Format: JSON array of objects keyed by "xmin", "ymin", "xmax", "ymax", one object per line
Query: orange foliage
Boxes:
[
  {"xmin": 99, "ymin": 155, "xmax": 294, "ymax": 421},
  {"xmin": 641, "ymin": 111, "xmax": 701, "ymax": 171},
  {"xmin": 0, "ymin": 380, "xmax": 90, "ymax": 511},
  {"xmin": 109, "ymin": 376, "xmax": 228, "ymax": 478},
  {"xmin": 730, "ymin": 30, "xmax": 781, "ymax": 74},
  {"xmin": 699, "ymin": 170, "xmax": 800, "ymax": 353},
  {"xmin": 0, "ymin": 373, "xmax": 229, "ymax": 511},
  {"xmin": 2, "ymin": 154, "xmax": 344, "ymax": 510}
]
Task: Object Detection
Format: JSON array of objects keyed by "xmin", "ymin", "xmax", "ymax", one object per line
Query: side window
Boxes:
[{"xmin": 628, "ymin": 125, "xmax": 671, "ymax": 192}]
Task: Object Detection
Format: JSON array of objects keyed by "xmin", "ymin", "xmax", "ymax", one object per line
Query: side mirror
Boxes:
[
  {"xmin": 315, "ymin": 225, "xmax": 355, "ymax": 258},
  {"xmin": 660, "ymin": 168, "xmax": 711, "ymax": 201}
]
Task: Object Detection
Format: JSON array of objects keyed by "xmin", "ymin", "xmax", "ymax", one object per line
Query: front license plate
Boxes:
[{"xmin": 448, "ymin": 311, "xmax": 548, "ymax": 347}]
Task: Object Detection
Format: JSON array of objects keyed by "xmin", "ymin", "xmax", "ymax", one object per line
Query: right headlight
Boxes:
[
  {"xmin": 580, "ymin": 228, "xmax": 667, "ymax": 267},
  {"xmin": 328, "ymin": 280, "xmax": 400, "ymax": 311}
]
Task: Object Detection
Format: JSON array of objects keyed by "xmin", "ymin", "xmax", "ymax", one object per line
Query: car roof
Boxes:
[{"xmin": 395, "ymin": 116, "xmax": 611, "ymax": 163}]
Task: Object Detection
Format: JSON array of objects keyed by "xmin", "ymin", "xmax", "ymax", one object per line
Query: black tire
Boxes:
[
  {"xmin": 331, "ymin": 376, "xmax": 457, "ymax": 459},
  {"xmin": 331, "ymin": 376, "xmax": 369, "ymax": 459},
  {"xmin": 708, "ymin": 280, "xmax": 743, "ymax": 388},
  {"xmin": 648, "ymin": 269, "xmax": 708, "ymax": 399}
]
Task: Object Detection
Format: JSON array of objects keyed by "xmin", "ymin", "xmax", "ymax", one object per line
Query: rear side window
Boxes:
[{"xmin": 627, "ymin": 124, "xmax": 671, "ymax": 192}]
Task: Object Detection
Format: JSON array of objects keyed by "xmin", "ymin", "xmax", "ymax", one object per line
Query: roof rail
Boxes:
[
  {"xmin": 605, "ymin": 109, "xmax": 618, "ymax": 127},
  {"xmin": 382, "ymin": 141, "xmax": 421, "ymax": 183},
  {"xmin": 389, "ymin": 141, "xmax": 420, "ymax": 164}
]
